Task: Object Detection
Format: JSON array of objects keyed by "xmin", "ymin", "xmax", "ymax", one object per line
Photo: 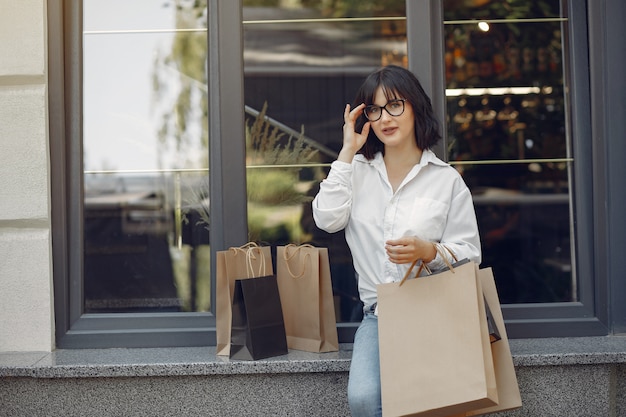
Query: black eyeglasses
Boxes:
[{"xmin": 363, "ymin": 99, "xmax": 407, "ymax": 121}]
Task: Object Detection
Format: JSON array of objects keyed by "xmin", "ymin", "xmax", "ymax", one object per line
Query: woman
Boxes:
[{"xmin": 312, "ymin": 65, "xmax": 481, "ymax": 416}]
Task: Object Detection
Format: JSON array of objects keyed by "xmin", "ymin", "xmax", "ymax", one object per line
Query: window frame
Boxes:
[
  {"xmin": 588, "ymin": 0, "xmax": 626, "ymax": 335},
  {"xmin": 50, "ymin": 0, "xmax": 621, "ymax": 349},
  {"xmin": 50, "ymin": 0, "xmax": 246, "ymax": 348}
]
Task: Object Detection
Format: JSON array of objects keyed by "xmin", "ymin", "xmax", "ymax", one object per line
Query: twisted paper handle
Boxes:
[
  {"xmin": 228, "ymin": 242, "xmax": 267, "ymax": 278},
  {"xmin": 282, "ymin": 243, "xmax": 313, "ymax": 279},
  {"xmin": 398, "ymin": 243, "xmax": 457, "ymax": 286}
]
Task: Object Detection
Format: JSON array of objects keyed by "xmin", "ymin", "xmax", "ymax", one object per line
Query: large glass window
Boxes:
[
  {"xmin": 52, "ymin": 0, "xmax": 609, "ymax": 347},
  {"xmin": 82, "ymin": 0, "xmax": 209, "ymax": 313},
  {"xmin": 242, "ymin": 0, "xmax": 574, "ymax": 317},
  {"xmin": 442, "ymin": 0, "xmax": 574, "ymax": 304},
  {"xmin": 242, "ymin": 1, "xmax": 407, "ymax": 323}
]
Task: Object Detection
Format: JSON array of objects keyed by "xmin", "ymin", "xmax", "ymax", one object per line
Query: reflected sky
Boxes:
[
  {"xmin": 83, "ymin": 0, "xmax": 198, "ymax": 172},
  {"xmin": 82, "ymin": 3, "xmax": 406, "ymax": 172}
]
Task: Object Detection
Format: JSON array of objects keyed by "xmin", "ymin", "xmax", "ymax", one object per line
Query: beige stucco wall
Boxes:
[{"xmin": 0, "ymin": 0, "xmax": 54, "ymax": 352}]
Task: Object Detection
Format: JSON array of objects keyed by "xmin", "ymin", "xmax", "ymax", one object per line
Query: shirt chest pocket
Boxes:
[{"xmin": 407, "ymin": 198, "xmax": 448, "ymax": 241}]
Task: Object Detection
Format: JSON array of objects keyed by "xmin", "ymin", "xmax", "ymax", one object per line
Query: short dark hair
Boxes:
[{"xmin": 353, "ymin": 65, "xmax": 442, "ymax": 159}]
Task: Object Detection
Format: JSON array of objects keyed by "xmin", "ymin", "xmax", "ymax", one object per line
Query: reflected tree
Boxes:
[
  {"xmin": 152, "ymin": 0, "xmax": 208, "ymax": 171},
  {"xmin": 443, "ymin": 0, "xmax": 561, "ymax": 21}
]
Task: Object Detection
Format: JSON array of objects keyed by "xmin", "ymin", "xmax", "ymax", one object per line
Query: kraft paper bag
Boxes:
[
  {"xmin": 229, "ymin": 274, "xmax": 288, "ymax": 361},
  {"xmin": 485, "ymin": 295, "xmax": 501, "ymax": 343},
  {"xmin": 276, "ymin": 244, "xmax": 339, "ymax": 353},
  {"xmin": 216, "ymin": 243, "xmax": 273, "ymax": 356},
  {"xmin": 464, "ymin": 266, "xmax": 522, "ymax": 416},
  {"xmin": 377, "ymin": 255, "xmax": 498, "ymax": 417}
]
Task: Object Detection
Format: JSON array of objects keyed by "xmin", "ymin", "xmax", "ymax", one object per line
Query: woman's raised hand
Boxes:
[{"xmin": 338, "ymin": 103, "xmax": 370, "ymax": 163}]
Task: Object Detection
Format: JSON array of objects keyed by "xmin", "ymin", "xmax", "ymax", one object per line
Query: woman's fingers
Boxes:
[
  {"xmin": 385, "ymin": 237, "xmax": 419, "ymax": 264},
  {"xmin": 345, "ymin": 103, "xmax": 365, "ymax": 123},
  {"xmin": 360, "ymin": 121, "xmax": 371, "ymax": 141},
  {"xmin": 385, "ymin": 237, "xmax": 437, "ymax": 264},
  {"xmin": 342, "ymin": 103, "xmax": 369, "ymax": 150}
]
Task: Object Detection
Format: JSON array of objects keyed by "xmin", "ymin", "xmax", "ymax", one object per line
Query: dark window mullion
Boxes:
[
  {"xmin": 406, "ymin": 0, "xmax": 447, "ymax": 160},
  {"xmin": 208, "ymin": 0, "xmax": 249, "ymax": 319},
  {"xmin": 49, "ymin": 0, "xmax": 71, "ymax": 341},
  {"xmin": 567, "ymin": 0, "xmax": 602, "ymax": 319}
]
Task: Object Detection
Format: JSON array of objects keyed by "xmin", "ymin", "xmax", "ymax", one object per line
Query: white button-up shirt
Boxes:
[{"xmin": 312, "ymin": 149, "xmax": 481, "ymax": 307}]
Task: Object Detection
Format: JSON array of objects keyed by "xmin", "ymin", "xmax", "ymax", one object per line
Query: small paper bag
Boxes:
[
  {"xmin": 216, "ymin": 243, "xmax": 273, "ymax": 356},
  {"xmin": 229, "ymin": 274, "xmax": 288, "ymax": 361}
]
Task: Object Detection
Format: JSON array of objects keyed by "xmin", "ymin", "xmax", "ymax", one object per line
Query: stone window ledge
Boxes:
[{"xmin": 1, "ymin": 336, "xmax": 625, "ymax": 379}]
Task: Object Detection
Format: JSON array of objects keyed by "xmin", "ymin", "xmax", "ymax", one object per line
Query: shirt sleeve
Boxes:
[
  {"xmin": 427, "ymin": 182, "xmax": 482, "ymax": 270},
  {"xmin": 312, "ymin": 160, "xmax": 353, "ymax": 233}
]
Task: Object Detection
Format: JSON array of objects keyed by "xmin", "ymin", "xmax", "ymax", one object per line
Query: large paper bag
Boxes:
[
  {"xmin": 216, "ymin": 243, "xmax": 273, "ymax": 356},
  {"xmin": 464, "ymin": 266, "xmax": 522, "ymax": 415},
  {"xmin": 377, "ymin": 259, "xmax": 498, "ymax": 417},
  {"xmin": 276, "ymin": 244, "xmax": 339, "ymax": 352},
  {"xmin": 230, "ymin": 274, "xmax": 288, "ymax": 360}
]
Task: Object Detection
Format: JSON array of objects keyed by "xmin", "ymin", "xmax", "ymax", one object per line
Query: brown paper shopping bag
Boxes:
[
  {"xmin": 216, "ymin": 243, "xmax": 273, "ymax": 356},
  {"xmin": 276, "ymin": 244, "xmax": 339, "ymax": 353},
  {"xmin": 439, "ymin": 248, "xmax": 522, "ymax": 416},
  {"xmin": 464, "ymin": 266, "xmax": 522, "ymax": 416},
  {"xmin": 377, "ymin": 248, "xmax": 498, "ymax": 417}
]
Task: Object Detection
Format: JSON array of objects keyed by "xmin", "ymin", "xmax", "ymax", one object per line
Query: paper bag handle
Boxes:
[
  {"xmin": 246, "ymin": 246, "xmax": 267, "ymax": 277},
  {"xmin": 398, "ymin": 243, "xmax": 456, "ymax": 286},
  {"xmin": 282, "ymin": 244, "xmax": 313, "ymax": 279},
  {"xmin": 228, "ymin": 242, "xmax": 267, "ymax": 278},
  {"xmin": 439, "ymin": 244, "xmax": 458, "ymax": 263}
]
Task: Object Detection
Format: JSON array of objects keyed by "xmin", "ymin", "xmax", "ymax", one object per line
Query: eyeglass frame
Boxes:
[{"xmin": 363, "ymin": 98, "xmax": 407, "ymax": 121}]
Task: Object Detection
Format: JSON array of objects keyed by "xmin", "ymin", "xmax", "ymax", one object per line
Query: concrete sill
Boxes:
[{"xmin": 1, "ymin": 336, "xmax": 625, "ymax": 379}]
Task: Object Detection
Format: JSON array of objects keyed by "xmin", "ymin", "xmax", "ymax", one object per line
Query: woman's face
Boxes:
[{"xmin": 368, "ymin": 87, "xmax": 417, "ymax": 151}]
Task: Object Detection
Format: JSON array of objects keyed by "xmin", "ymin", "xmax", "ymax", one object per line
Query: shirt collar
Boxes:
[
  {"xmin": 354, "ymin": 148, "xmax": 449, "ymax": 168},
  {"xmin": 420, "ymin": 148, "xmax": 450, "ymax": 168}
]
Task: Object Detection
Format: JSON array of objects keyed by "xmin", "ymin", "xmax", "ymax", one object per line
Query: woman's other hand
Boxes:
[{"xmin": 385, "ymin": 236, "xmax": 436, "ymax": 264}]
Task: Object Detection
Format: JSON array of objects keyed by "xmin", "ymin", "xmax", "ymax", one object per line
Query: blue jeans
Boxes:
[{"xmin": 348, "ymin": 312, "xmax": 382, "ymax": 417}]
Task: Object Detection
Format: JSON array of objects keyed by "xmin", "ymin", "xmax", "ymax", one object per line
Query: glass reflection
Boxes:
[
  {"xmin": 242, "ymin": 0, "xmax": 576, "ymax": 306},
  {"xmin": 243, "ymin": 1, "xmax": 407, "ymax": 322},
  {"xmin": 444, "ymin": 0, "xmax": 574, "ymax": 303},
  {"xmin": 83, "ymin": 0, "xmax": 209, "ymax": 313}
]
